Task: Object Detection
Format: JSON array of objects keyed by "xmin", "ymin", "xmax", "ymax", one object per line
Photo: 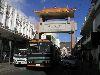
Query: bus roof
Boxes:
[{"xmin": 29, "ymin": 39, "xmax": 51, "ymax": 43}]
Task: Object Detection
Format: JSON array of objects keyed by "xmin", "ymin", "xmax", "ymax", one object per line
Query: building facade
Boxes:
[
  {"xmin": 80, "ymin": 0, "xmax": 100, "ymax": 71},
  {"xmin": 0, "ymin": 0, "xmax": 36, "ymax": 63}
]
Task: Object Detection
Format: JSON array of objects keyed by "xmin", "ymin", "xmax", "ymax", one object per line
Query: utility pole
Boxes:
[
  {"xmin": 9, "ymin": 41, "xmax": 12, "ymax": 64},
  {"xmin": 0, "ymin": 40, "xmax": 3, "ymax": 62},
  {"xmin": 70, "ymin": 32, "xmax": 72, "ymax": 51}
]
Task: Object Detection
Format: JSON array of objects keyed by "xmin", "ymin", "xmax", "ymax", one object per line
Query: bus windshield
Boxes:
[
  {"xmin": 29, "ymin": 42, "xmax": 51, "ymax": 53},
  {"xmin": 39, "ymin": 42, "xmax": 50, "ymax": 53}
]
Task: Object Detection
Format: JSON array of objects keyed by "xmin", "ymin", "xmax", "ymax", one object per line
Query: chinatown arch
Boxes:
[{"xmin": 34, "ymin": 7, "xmax": 77, "ymax": 51}]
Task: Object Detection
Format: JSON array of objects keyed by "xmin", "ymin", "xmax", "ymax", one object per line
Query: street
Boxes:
[
  {"xmin": 0, "ymin": 63, "xmax": 99, "ymax": 75},
  {"xmin": 0, "ymin": 64, "xmax": 79, "ymax": 75},
  {"xmin": 0, "ymin": 0, "xmax": 100, "ymax": 75}
]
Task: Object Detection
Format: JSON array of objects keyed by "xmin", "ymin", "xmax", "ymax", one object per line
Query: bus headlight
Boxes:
[
  {"xmin": 28, "ymin": 61, "xmax": 31, "ymax": 63},
  {"xmin": 24, "ymin": 59, "xmax": 27, "ymax": 62},
  {"xmin": 28, "ymin": 61, "xmax": 32, "ymax": 64}
]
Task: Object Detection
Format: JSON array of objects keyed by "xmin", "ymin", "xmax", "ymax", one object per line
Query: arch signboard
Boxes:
[{"xmin": 39, "ymin": 21, "xmax": 77, "ymax": 33}]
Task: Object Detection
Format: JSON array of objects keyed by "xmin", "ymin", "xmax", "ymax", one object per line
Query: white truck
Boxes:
[{"xmin": 13, "ymin": 49, "xmax": 27, "ymax": 66}]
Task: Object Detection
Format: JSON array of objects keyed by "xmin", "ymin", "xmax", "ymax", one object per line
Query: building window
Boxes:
[
  {"xmin": 0, "ymin": 12, "xmax": 3, "ymax": 20},
  {"xmin": 0, "ymin": 3, "xmax": 4, "ymax": 14}
]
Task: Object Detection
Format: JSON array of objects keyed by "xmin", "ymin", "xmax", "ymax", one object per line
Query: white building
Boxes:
[
  {"xmin": 0, "ymin": 0, "xmax": 7, "ymax": 27},
  {"xmin": 0, "ymin": 0, "xmax": 36, "ymax": 63},
  {"xmin": 80, "ymin": 0, "xmax": 100, "ymax": 71},
  {"xmin": 0, "ymin": 0, "xmax": 36, "ymax": 40}
]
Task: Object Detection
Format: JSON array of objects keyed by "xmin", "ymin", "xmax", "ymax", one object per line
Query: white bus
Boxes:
[{"xmin": 13, "ymin": 48, "xmax": 27, "ymax": 66}]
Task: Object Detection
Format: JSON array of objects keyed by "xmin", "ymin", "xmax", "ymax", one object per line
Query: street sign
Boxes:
[{"xmin": 39, "ymin": 21, "xmax": 77, "ymax": 33}]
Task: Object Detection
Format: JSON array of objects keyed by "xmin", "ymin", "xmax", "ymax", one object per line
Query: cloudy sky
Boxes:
[{"xmin": 7, "ymin": 0, "xmax": 91, "ymax": 42}]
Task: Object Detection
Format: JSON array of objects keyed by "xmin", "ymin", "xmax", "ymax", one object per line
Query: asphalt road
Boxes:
[
  {"xmin": 0, "ymin": 63, "xmax": 99, "ymax": 75},
  {"xmin": 2, "ymin": 69, "xmax": 46, "ymax": 75},
  {"xmin": 0, "ymin": 65, "xmax": 84, "ymax": 75}
]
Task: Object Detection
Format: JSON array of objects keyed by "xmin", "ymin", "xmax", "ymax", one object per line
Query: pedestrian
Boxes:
[{"xmin": 3, "ymin": 52, "xmax": 7, "ymax": 62}]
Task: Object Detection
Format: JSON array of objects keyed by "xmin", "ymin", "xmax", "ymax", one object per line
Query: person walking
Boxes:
[{"xmin": 3, "ymin": 52, "xmax": 7, "ymax": 62}]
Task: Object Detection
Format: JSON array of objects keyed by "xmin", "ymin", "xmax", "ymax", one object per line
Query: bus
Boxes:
[
  {"xmin": 26, "ymin": 39, "xmax": 58, "ymax": 69},
  {"xmin": 13, "ymin": 48, "xmax": 28, "ymax": 66}
]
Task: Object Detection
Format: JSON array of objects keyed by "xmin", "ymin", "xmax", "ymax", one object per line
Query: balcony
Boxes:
[
  {"xmin": 81, "ymin": 8, "xmax": 94, "ymax": 36},
  {"xmin": 82, "ymin": 35, "xmax": 91, "ymax": 45},
  {"xmin": 95, "ymin": 0, "xmax": 100, "ymax": 10},
  {"xmin": 6, "ymin": 11, "xmax": 10, "ymax": 18},
  {"xmin": 17, "ymin": 33, "xmax": 22, "ymax": 36},
  {"xmin": 0, "ymin": 21, "xmax": 3, "ymax": 26},
  {"xmin": 0, "ymin": 7, "xmax": 4, "ymax": 14}
]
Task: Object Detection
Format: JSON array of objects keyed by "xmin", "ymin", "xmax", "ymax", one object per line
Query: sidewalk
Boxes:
[
  {"xmin": 0, "ymin": 62, "xmax": 25, "ymax": 75},
  {"xmin": 0, "ymin": 62, "xmax": 19, "ymax": 73},
  {"xmin": 0, "ymin": 63, "xmax": 14, "ymax": 72}
]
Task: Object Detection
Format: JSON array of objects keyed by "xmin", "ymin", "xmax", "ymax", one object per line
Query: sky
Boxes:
[{"xmin": 8, "ymin": 0, "xmax": 91, "ymax": 42}]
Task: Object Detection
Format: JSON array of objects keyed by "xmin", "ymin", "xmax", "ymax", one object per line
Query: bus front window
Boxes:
[
  {"xmin": 29, "ymin": 43, "xmax": 39, "ymax": 53},
  {"xmin": 39, "ymin": 42, "xmax": 50, "ymax": 53}
]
